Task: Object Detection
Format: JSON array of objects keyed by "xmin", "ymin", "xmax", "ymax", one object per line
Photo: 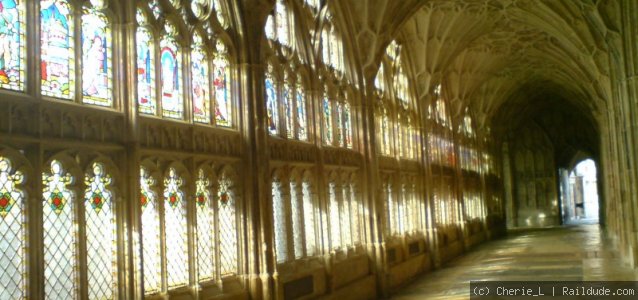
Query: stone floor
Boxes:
[{"xmin": 391, "ymin": 224, "xmax": 637, "ymax": 299}]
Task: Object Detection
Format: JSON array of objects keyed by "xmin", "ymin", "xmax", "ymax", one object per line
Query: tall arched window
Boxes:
[
  {"xmin": 81, "ymin": 8, "xmax": 111, "ymax": 106},
  {"xmin": 41, "ymin": 0, "xmax": 75, "ymax": 99},
  {"xmin": 42, "ymin": 160, "xmax": 77, "ymax": 299},
  {"xmin": 140, "ymin": 166, "xmax": 161, "ymax": 294},
  {"xmin": 265, "ymin": 64, "xmax": 279, "ymax": 135},
  {"xmin": 0, "ymin": 156, "xmax": 26, "ymax": 299},
  {"xmin": 195, "ymin": 169, "xmax": 214, "ymax": 280},
  {"xmin": 214, "ymin": 41, "xmax": 232, "ymax": 127},
  {"xmin": 136, "ymin": 10, "xmax": 156, "ymax": 115},
  {"xmin": 163, "ymin": 168, "xmax": 188, "ymax": 287},
  {"xmin": 218, "ymin": 172, "xmax": 238, "ymax": 275},
  {"xmin": 271, "ymin": 177, "xmax": 288, "ymax": 262},
  {"xmin": 0, "ymin": 0, "xmax": 25, "ymax": 91},
  {"xmin": 160, "ymin": 23, "xmax": 183, "ymax": 119},
  {"xmin": 192, "ymin": 33, "xmax": 211, "ymax": 123}
]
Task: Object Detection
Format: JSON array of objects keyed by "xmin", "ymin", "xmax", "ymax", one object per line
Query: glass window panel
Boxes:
[
  {"xmin": 302, "ymin": 182, "xmax": 315, "ymax": 256},
  {"xmin": 296, "ymin": 82, "xmax": 307, "ymax": 141},
  {"xmin": 41, "ymin": 0, "xmax": 75, "ymax": 99},
  {"xmin": 323, "ymin": 96, "xmax": 332, "ymax": 145},
  {"xmin": 381, "ymin": 109, "xmax": 390, "ymax": 155},
  {"xmin": 163, "ymin": 168, "xmax": 188, "ymax": 288},
  {"xmin": 328, "ymin": 182, "xmax": 340, "ymax": 249},
  {"xmin": 81, "ymin": 9, "xmax": 111, "ymax": 106},
  {"xmin": 212, "ymin": 0, "xmax": 228, "ymax": 29},
  {"xmin": 160, "ymin": 26, "xmax": 183, "ymax": 119},
  {"xmin": 272, "ymin": 180, "xmax": 287, "ymax": 262},
  {"xmin": 0, "ymin": 0, "xmax": 25, "ymax": 91},
  {"xmin": 275, "ymin": 0, "xmax": 289, "ymax": 47},
  {"xmin": 218, "ymin": 174, "xmax": 237, "ymax": 275},
  {"xmin": 0, "ymin": 157, "xmax": 26, "ymax": 299},
  {"xmin": 136, "ymin": 17, "xmax": 155, "ymax": 115},
  {"xmin": 192, "ymin": 39, "xmax": 210, "ymax": 123},
  {"xmin": 336, "ymin": 102, "xmax": 344, "ymax": 147},
  {"xmin": 149, "ymin": 0, "xmax": 161, "ymax": 20},
  {"xmin": 344, "ymin": 102, "xmax": 352, "ymax": 149},
  {"xmin": 283, "ymin": 78, "xmax": 294, "ymax": 139},
  {"xmin": 84, "ymin": 163, "xmax": 116, "ymax": 299},
  {"xmin": 290, "ymin": 182, "xmax": 303, "ymax": 259},
  {"xmin": 140, "ymin": 167, "xmax": 161, "ymax": 294},
  {"xmin": 265, "ymin": 67, "xmax": 278, "ymax": 135},
  {"xmin": 349, "ymin": 183, "xmax": 361, "ymax": 244},
  {"xmin": 195, "ymin": 169, "xmax": 214, "ymax": 281},
  {"xmin": 265, "ymin": 15, "xmax": 275, "ymax": 41},
  {"xmin": 42, "ymin": 160, "xmax": 77, "ymax": 299},
  {"xmin": 214, "ymin": 41, "xmax": 232, "ymax": 127},
  {"xmin": 340, "ymin": 184, "xmax": 352, "ymax": 247}
]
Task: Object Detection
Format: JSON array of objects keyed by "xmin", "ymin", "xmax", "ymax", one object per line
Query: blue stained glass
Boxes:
[
  {"xmin": 160, "ymin": 34, "xmax": 183, "ymax": 119},
  {"xmin": 323, "ymin": 97, "xmax": 332, "ymax": 144},
  {"xmin": 0, "ymin": 0, "xmax": 25, "ymax": 91},
  {"xmin": 296, "ymin": 84, "xmax": 307, "ymax": 141},
  {"xmin": 192, "ymin": 45, "xmax": 210, "ymax": 123},
  {"xmin": 136, "ymin": 20, "xmax": 155, "ymax": 114}
]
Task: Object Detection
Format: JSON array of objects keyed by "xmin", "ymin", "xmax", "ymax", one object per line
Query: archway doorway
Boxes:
[{"xmin": 559, "ymin": 159, "xmax": 599, "ymax": 224}]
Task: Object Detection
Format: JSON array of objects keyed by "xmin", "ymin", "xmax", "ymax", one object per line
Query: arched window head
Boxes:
[
  {"xmin": 82, "ymin": 8, "xmax": 112, "ymax": 106},
  {"xmin": 320, "ymin": 17, "xmax": 345, "ymax": 74},
  {"xmin": 265, "ymin": 0, "xmax": 292, "ymax": 48},
  {"xmin": 213, "ymin": 40, "xmax": 232, "ymax": 127},
  {"xmin": 149, "ymin": 0, "xmax": 162, "ymax": 20},
  {"xmin": 191, "ymin": 33, "xmax": 210, "ymax": 123},
  {"xmin": 136, "ymin": 10, "xmax": 156, "ymax": 115}
]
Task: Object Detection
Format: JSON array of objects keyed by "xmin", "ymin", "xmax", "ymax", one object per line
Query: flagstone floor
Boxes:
[{"xmin": 391, "ymin": 224, "xmax": 637, "ymax": 299}]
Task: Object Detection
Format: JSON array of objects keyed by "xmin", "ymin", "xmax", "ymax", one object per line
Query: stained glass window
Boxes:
[
  {"xmin": 272, "ymin": 180, "xmax": 287, "ymax": 262},
  {"xmin": 0, "ymin": 157, "xmax": 26, "ymax": 299},
  {"xmin": 140, "ymin": 167, "xmax": 161, "ymax": 294},
  {"xmin": 349, "ymin": 183, "xmax": 361, "ymax": 244},
  {"xmin": 163, "ymin": 168, "xmax": 188, "ymax": 287},
  {"xmin": 218, "ymin": 174, "xmax": 237, "ymax": 275},
  {"xmin": 381, "ymin": 108, "xmax": 390, "ymax": 155},
  {"xmin": 149, "ymin": 0, "xmax": 161, "ymax": 20},
  {"xmin": 283, "ymin": 76, "xmax": 294, "ymax": 139},
  {"xmin": 42, "ymin": 160, "xmax": 77, "ymax": 299},
  {"xmin": 340, "ymin": 184, "xmax": 352, "ymax": 246},
  {"xmin": 265, "ymin": 65, "xmax": 278, "ymax": 135},
  {"xmin": 275, "ymin": 0, "xmax": 289, "ymax": 47},
  {"xmin": 160, "ymin": 24, "xmax": 183, "ymax": 119},
  {"xmin": 81, "ymin": 9, "xmax": 111, "ymax": 106},
  {"xmin": 192, "ymin": 35, "xmax": 210, "ymax": 123},
  {"xmin": 0, "ymin": 0, "xmax": 25, "ymax": 91},
  {"xmin": 302, "ymin": 181, "xmax": 315, "ymax": 256},
  {"xmin": 41, "ymin": 0, "xmax": 75, "ymax": 99},
  {"xmin": 336, "ymin": 102, "xmax": 344, "ymax": 147},
  {"xmin": 195, "ymin": 169, "xmax": 214, "ymax": 281},
  {"xmin": 214, "ymin": 41, "xmax": 232, "ymax": 127},
  {"xmin": 212, "ymin": 0, "xmax": 228, "ymax": 29},
  {"xmin": 323, "ymin": 95, "xmax": 332, "ymax": 145},
  {"xmin": 296, "ymin": 81, "xmax": 307, "ymax": 141},
  {"xmin": 136, "ymin": 12, "xmax": 155, "ymax": 115},
  {"xmin": 84, "ymin": 162, "xmax": 116, "ymax": 299},
  {"xmin": 344, "ymin": 102, "xmax": 353, "ymax": 148},
  {"xmin": 264, "ymin": 15, "xmax": 275, "ymax": 41}
]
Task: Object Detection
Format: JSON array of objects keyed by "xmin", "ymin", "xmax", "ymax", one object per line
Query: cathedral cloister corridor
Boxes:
[{"xmin": 1, "ymin": 0, "xmax": 638, "ymax": 299}]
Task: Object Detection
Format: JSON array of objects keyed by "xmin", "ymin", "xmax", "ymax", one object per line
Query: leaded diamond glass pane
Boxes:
[
  {"xmin": 140, "ymin": 167, "xmax": 161, "ymax": 294},
  {"xmin": 218, "ymin": 175, "xmax": 237, "ymax": 275},
  {"xmin": 290, "ymin": 182, "xmax": 303, "ymax": 259},
  {"xmin": 328, "ymin": 182, "xmax": 340, "ymax": 249},
  {"xmin": 272, "ymin": 181, "xmax": 287, "ymax": 262},
  {"xmin": 84, "ymin": 163, "xmax": 116, "ymax": 299},
  {"xmin": 164, "ymin": 168, "xmax": 188, "ymax": 287},
  {"xmin": 42, "ymin": 160, "xmax": 77, "ymax": 299},
  {"xmin": 302, "ymin": 182, "xmax": 315, "ymax": 256},
  {"xmin": 0, "ymin": 157, "xmax": 26, "ymax": 299},
  {"xmin": 340, "ymin": 184, "xmax": 352, "ymax": 247},
  {"xmin": 195, "ymin": 170, "xmax": 214, "ymax": 281}
]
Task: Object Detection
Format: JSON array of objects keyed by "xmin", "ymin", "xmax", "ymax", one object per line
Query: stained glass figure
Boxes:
[
  {"xmin": 296, "ymin": 82, "xmax": 307, "ymax": 141},
  {"xmin": 0, "ymin": 0, "xmax": 25, "ymax": 91},
  {"xmin": 272, "ymin": 180, "xmax": 287, "ymax": 262},
  {"xmin": 163, "ymin": 168, "xmax": 188, "ymax": 287},
  {"xmin": 191, "ymin": 36, "xmax": 210, "ymax": 123},
  {"xmin": 42, "ymin": 160, "xmax": 77, "ymax": 299},
  {"xmin": 195, "ymin": 169, "xmax": 214, "ymax": 281},
  {"xmin": 214, "ymin": 41, "xmax": 231, "ymax": 127},
  {"xmin": 218, "ymin": 174, "xmax": 237, "ymax": 275},
  {"xmin": 41, "ymin": 0, "xmax": 74, "ymax": 99},
  {"xmin": 136, "ymin": 12, "xmax": 155, "ymax": 115},
  {"xmin": 82, "ymin": 9, "xmax": 111, "ymax": 106},
  {"xmin": 265, "ymin": 66, "xmax": 278, "ymax": 135},
  {"xmin": 323, "ymin": 95, "xmax": 332, "ymax": 145},
  {"xmin": 84, "ymin": 162, "xmax": 116, "ymax": 299},
  {"xmin": 160, "ymin": 24, "xmax": 183, "ymax": 119},
  {"xmin": 140, "ymin": 167, "xmax": 161, "ymax": 294},
  {"xmin": 0, "ymin": 157, "xmax": 26, "ymax": 299},
  {"xmin": 283, "ymin": 77, "xmax": 294, "ymax": 139}
]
